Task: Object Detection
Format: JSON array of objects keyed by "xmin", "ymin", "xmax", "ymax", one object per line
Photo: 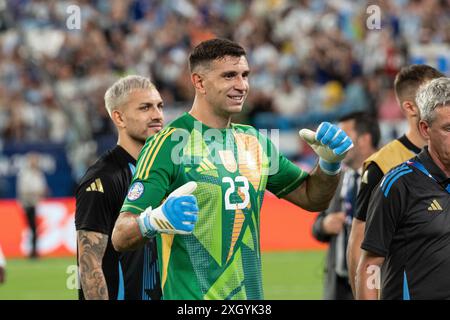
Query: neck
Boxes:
[
  {"xmin": 428, "ymin": 146, "xmax": 450, "ymax": 177},
  {"xmin": 406, "ymin": 118, "xmax": 427, "ymax": 149},
  {"xmin": 117, "ymin": 133, "xmax": 144, "ymax": 160},
  {"xmin": 190, "ymin": 96, "xmax": 231, "ymax": 129}
]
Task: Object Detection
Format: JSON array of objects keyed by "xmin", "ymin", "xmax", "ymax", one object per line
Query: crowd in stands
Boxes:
[{"xmin": 0, "ymin": 0, "xmax": 449, "ymax": 181}]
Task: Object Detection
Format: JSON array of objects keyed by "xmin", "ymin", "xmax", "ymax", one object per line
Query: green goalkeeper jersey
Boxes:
[{"xmin": 121, "ymin": 112, "xmax": 308, "ymax": 300}]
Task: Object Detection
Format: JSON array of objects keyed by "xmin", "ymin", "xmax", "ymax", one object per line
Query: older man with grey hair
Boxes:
[
  {"xmin": 75, "ymin": 75, "xmax": 164, "ymax": 300},
  {"xmin": 356, "ymin": 77, "xmax": 450, "ymax": 300}
]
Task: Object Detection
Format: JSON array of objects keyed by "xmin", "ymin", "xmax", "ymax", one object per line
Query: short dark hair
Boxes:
[
  {"xmin": 394, "ymin": 64, "xmax": 444, "ymax": 104},
  {"xmin": 338, "ymin": 112, "xmax": 381, "ymax": 149},
  {"xmin": 189, "ymin": 38, "xmax": 246, "ymax": 72}
]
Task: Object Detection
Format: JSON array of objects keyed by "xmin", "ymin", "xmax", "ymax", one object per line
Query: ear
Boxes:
[
  {"xmin": 418, "ymin": 119, "xmax": 430, "ymax": 140},
  {"xmin": 402, "ymin": 100, "xmax": 419, "ymax": 117},
  {"xmin": 111, "ymin": 109, "xmax": 126, "ymax": 129},
  {"xmin": 191, "ymin": 73, "xmax": 206, "ymax": 94}
]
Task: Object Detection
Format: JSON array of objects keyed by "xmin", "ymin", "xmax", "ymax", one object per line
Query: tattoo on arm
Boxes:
[{"xmin": 77, "ymin": 230, "xmax": 109, "ymax": 300}]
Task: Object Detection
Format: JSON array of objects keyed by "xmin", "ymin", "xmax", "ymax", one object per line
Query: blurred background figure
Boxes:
[
  {"xmin": 312, "ymin": 112, "xmax": 380, "ymax": 299},
  {"xmin": 0, "ymin": 244, "xmax": 5, "ymax": 284},
  {"xmin": 16, "ymin": 152, "xmax": 48, "ymax": 259}
]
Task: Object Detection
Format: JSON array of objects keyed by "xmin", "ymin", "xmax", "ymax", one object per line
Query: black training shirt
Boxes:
[
  {"xmin": 362, "ymin": 147, "xmax": 450, "ymax": 299},
  {"xmin": 75, "ymin": 145, "xmax": 161, "ymax": 300}
]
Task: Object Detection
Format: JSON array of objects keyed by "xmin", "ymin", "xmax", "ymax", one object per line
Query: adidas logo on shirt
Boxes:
[
  {"xmin": 86, "ymin": 178, "xmax": 104, "ymax": 193},
  {"xmin": 428, "ymin": 199, "xmax": 442, "ymax": 211}
]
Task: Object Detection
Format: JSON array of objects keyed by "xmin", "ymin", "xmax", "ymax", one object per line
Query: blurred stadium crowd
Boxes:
[{"xmin": 0, "ymin": 0, "xmax": 449, "ymax": 192}]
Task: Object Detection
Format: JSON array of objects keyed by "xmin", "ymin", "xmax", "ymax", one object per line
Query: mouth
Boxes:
[
  {"xmin": 227, "ymin": 95, "xmax": 245, "ymax": 105},
  {"xmin": 148, "ymin": 123, "xmax": 163, "ymax": 130}
]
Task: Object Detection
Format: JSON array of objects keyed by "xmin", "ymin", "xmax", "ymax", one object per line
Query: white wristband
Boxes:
[{"xmin": 136, "ymin": 208, "xmax": 157, "ymax": 239}]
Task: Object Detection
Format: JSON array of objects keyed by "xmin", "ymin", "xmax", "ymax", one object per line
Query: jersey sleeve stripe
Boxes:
[
  {"xmin": 138, "ymin": 128, "xmax": 176, "ymax": 180},
  {"xmin": 143, "ymin": 128, "xmax": 177, "ymax": 180},
  {"xmin": 381, "ymin": 166, "xmax": 410, "ymax": 190},
  {"xmin": 383, "ymin": 169, "xmax": 412, "ymax": 197},
  {"xmin": 380, "ymin": 164, "xmax": 408, "ymax": 188},
  {"xmin": 121, "ymin": 204, "xmax": 145, "ymax": 213},
  {"xmin": 136, "ymin": 128, "xmax": 169, "ymax": 179}
]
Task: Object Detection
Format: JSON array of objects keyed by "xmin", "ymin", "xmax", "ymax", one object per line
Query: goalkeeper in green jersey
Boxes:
[{"xmin": 112, "ymin": 38, "xmax": 353, "ymax": 300}]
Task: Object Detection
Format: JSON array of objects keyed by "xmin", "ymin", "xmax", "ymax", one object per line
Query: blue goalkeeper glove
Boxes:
[
  {"xmin": 299, "ymin": 122, "xmax": 353, "ymax": 175},
  {"xmin": 137, "ymin": 182, "xmax": 199, "ymax": 238}
]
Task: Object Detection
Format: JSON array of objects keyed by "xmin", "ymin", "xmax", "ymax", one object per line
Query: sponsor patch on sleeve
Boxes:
[{"xmin": 127, "ymin": 182, "xmax": 144, "ymax": 201}]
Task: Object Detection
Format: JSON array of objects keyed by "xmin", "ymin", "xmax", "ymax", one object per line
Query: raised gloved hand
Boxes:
[
  {"xmin": 299, "ymin": 122, "xmax": 353, "ymax": 175},
  {"xmin": 137, "ymin": 181, "xmax": 199, "ymax": 237}
]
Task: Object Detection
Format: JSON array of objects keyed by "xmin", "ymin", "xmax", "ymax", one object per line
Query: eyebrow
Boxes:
[
  {"xmin": 221, "ymin": 71, "xmax": 237, "ymax": 76},
  {"xmin": 137, "ymin": 103, "xmax": 162, "ymax": 110},
  {"xmin": 220, "ymin": 70, "xmax": 251, "ymax": 76},
  {"xmin": 139, "ymin": 101, "xmax": 163, "ymax": 106}
]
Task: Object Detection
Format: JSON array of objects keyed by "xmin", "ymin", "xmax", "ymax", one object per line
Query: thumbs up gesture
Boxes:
[
  {"xmin": 137, "ymin": 182, "xmax": 199, "ymax": 237},
  {"xmin": 299, "ymin": 122, "xmax": 353, "ymax": 175}
]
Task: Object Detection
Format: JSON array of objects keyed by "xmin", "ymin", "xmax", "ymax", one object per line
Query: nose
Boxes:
[
  {"xmin": 151, "ymin": 106, "xmax": 164, "ymax": 121},
  {"xmin": 234, "ymin": 75, "xmax": 248, "ymax": 91}
]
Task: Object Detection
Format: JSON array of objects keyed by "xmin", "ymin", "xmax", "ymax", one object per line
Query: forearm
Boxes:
[
  {"xmin": 112, "ymin": 212, "xmax": 148, "ymax": 252},
  {"xmin": 347, "ymin": 240, "xmax": 359, "ymax": 296},
  {"xmin": 79, "ymin": 263, "xmax": 108, "ymax": 300},
  {"xmin": 77, "ymin": 231, "xmax": 108, "ymax": 300},
  {"xmin": 283, "ymin": 165, "xmax": 340, "ymax": 211},
  {"xmin": 304, "ymin": 165, "xmax": 340, "ymax": 212},
  {"xmin": 356, "ymin": 266, "xmax": 379, "ymax": 300},
  {"xmin": 355, "ymin": 251, "xmax": 384, "ymax": 300},
  {"xmin": 347, "ymin": 219, "xmax": 364, "ymax": 296}
]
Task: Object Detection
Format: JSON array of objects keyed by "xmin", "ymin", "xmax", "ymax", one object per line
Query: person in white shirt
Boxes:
[
  {"xmin": 16, "ymin": 152, "xmax": 48, "ymax": 259},
  {"xmin": 0, "ymin": 244, "xmax": 6, "ymax": 284}
]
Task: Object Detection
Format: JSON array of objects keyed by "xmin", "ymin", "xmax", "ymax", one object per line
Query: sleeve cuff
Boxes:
[
  {"xmin": 275, "ymin": 172, "xmax": 308, "ymax": 198},
  {"xmin": 75, "ymin": 224, "xmax": 108, "ymax": 235},
  {"xmin": 361, "ymin": 242, "xmax": 387, "ymax": 257},
  {"xmin": 120, "ymin": 204, "xmax": 145, "ymax": 215},
  {"xmin": 319, "ymin": 158, "xmax": 341, "ymax": 175}
]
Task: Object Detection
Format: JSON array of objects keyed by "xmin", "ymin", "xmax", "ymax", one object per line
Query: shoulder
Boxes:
[
  {"xmin": 361, "ymin": 162, "xmax": 384, "ymax": 186},
  {"xmin": 135, "ymin": 127, "xmax": 186, "ymax": 179},
  {"xmin": 364, "ymin": 139, "xmax": 416, "ymax": 174},
  {"xmin": 138, "ymin": 127, "xmax": 189, "ymax": 163},
  {"xmin": 77, "ymin": 150, "xmax": 121, "ymax": 190},
  {"xmin": 144, "ymin": 127, "xmax": 189, "ymax": 147},
  {"xmin": 378, "ymin": 162, "xmax": 414, "ymax": 198}
]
